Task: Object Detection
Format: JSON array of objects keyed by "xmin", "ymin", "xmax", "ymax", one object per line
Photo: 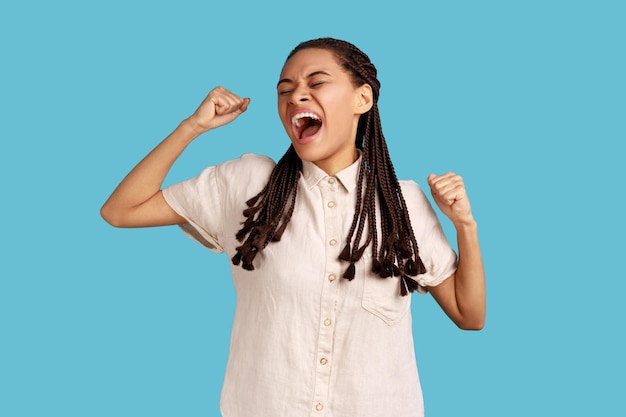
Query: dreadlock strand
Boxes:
[
  {"xmin": 233, "ymin": 146, "xmax": 301, "ymax": 269},
  {"xmin": 340, "ymin": 155, "xmax": 366, "ymax": 263}
]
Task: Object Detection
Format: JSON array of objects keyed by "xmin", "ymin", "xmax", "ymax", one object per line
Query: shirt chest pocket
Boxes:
[{"xmin": 360, "ymin": 255, "xmax": 412, "ymax": 326}]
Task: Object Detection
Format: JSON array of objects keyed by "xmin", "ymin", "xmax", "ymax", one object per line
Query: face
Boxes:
[{"xmin": 277, "ymin": 48, "xmax": 372, "ymax": 175}]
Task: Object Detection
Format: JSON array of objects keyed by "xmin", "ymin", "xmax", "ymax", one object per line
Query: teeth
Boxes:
[{"xmin": 291, "ymin": 112, "xmax": 320, "ymax": 128}]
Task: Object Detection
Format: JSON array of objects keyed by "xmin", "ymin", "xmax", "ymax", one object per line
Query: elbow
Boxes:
[
  {"xmin": 100, "ymin": 204, "xmax": 125, "ymax": 228},
  {"xmin": 455, "ymin": 315, "xmax": 486, "ymax": 331},
  {"xmin": 458, "ymin": 321, "xmax": 485, "ymax": 331}
]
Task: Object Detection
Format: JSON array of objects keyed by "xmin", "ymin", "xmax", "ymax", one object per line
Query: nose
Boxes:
[{"xmin": 289, "ymin": 84, "xmax": 310, "ymax": 104}]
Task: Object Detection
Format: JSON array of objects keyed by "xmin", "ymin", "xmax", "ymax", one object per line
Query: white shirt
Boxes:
[{"xmin": 163, "ymin": 153, "xmax": 457, "ymax": 417}]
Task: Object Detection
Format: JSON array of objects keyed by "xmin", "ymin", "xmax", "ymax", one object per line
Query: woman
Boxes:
[{"xmin": 101, "ymin": 38, "xmax": 485, "ymax": 417}]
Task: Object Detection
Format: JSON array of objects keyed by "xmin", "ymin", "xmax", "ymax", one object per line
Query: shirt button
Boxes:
[
  {"xmin": 329, "ymin": 239, "xmax": 337, "ymax": 246},
  {"xmin": 316, "ymin": 403, "xmax": 324, "ymax": 412},
  {"xmin": 324, "ymin": 318, "xmax": 332, "ymax": 326},
  {"xmin": 327, "ymin": 201, "xmax": 336, "ymax": 208},
  {"xmin": 320, "ymin": 358, "xmax": 328, "ymax": 365},
  {"xmin": 328, "ymin": 177, "xmax": 336, "ymax": 184},
  {"xmin": 328, "ymin": 273, "xmax": 336, "ymax": 282}
]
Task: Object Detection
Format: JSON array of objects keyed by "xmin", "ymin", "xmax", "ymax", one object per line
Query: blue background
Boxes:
[{"xmin": 1, "ymin": 0, "xmax": 624, "ymax": 416}]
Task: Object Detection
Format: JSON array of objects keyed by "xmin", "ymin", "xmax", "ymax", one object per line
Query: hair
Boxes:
[{"xmin": 231, "ymin": 38, "xmax": 426, "ymax": 295}]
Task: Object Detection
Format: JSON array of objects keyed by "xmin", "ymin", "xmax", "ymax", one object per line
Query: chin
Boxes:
[
  {"xmin": 289, "ymin": 133, "xmax": 321, "ymax": 159},
  {"xmin": 291, "ymin": 143, "xmax": 321, "ymax": 163}
]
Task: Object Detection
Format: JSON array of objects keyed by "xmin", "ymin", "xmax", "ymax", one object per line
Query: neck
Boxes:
[{"xmin": 314, "ymin": 147, "xmax": 359, "ymax": 176}]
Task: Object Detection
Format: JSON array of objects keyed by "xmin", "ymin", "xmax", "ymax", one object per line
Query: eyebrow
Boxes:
[{"xmin": 277, "ymin": 71, "xmax": 332, "ymax": 88}]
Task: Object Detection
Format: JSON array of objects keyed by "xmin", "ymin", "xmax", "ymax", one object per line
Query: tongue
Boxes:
[{"xmin": 301, "ymin": 123, "xmax": 321, "ymax": 139}]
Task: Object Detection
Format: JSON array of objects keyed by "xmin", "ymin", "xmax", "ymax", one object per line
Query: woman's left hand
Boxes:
[{"xmin": 427, "ymin": 172, "xmax": 475, "ymax": 227}]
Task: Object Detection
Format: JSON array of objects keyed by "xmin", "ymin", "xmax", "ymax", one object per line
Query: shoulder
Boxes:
[
  {"xmin": 211, "ymin": 153, "xmax": 277, "ymax": 189},
  {"xmin": 166, "ymin": 153, "xmax": 276, "ymax": 202},
  {"xmin": 399, "ymin": 180, "xmax": 429, "ymax": 204},
  {"xmin": 216, "ymin": 153, "xmax": 276, "ymax": 176},
  {"xmin": 210, "ymin": 153, "xmax": 276, "ymax": 202},
  {"xmin": 398, "ymin": 179, "xmax": 441, "ymax": 226}
]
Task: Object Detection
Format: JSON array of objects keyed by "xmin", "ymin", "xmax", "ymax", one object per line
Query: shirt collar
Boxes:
[{"xmin": 301, "ymin": 150, "xmax": 362, "ymax": 192}]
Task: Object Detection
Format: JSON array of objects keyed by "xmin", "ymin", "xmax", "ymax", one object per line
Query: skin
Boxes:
[
  {"xmin": 100, "ymin": 47, "xmax": 485, "ymax": 330},
  {"xmin": 427, "ymin": 173, "xmax": 486, "ymax": 330}
]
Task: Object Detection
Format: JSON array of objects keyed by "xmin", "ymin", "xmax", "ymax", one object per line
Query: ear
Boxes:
[{"xmin": 355, "ymin": 84, "xmax": 374, "ymax": 115}]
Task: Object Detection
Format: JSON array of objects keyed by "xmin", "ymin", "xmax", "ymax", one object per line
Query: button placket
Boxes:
[{"xmin": 310, "ymin": 176, "xmax": 341, "ymax": 415}]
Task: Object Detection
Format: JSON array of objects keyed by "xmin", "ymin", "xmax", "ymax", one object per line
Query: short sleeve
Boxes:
[
  {"xmin": 163, "ymin": 164, "xmax": 225, "ymax": 252},
  {"xmin": 400, "ymin": 181, "xmax": 458, "ymax": 294},
  {"xmin": 162, "ymin": 153, "xmax": 276, "ymax": 253}
]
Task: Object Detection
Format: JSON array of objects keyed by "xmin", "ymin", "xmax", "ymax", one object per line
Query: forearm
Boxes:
[
  {"xmin": 101, "ymin": 118, "xmax": 202, "ymax": 219},
  {"xmin": 453, "ymin": 220, "xmax": 486, "ymax": 329}
]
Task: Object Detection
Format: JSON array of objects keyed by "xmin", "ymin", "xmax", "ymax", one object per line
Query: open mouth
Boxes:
[{"xmin": 291, "ymin": 112, "xmax": 322, "ymax": 141}]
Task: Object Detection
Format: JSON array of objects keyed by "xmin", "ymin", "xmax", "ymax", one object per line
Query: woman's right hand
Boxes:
[{"xmin": 187, "ymin": 86, "xmax": 251, "ymax": 134}]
